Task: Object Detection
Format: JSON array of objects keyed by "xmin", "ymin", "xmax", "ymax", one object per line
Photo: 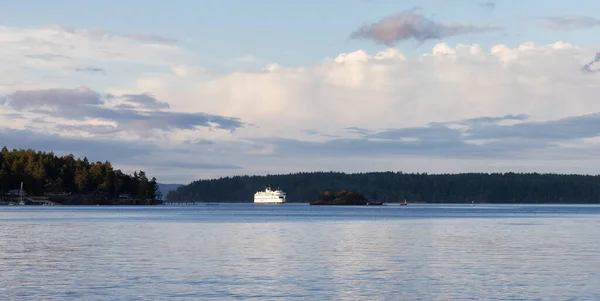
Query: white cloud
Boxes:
[
  {"xmin": 0, "ymin": 25, "xmax": 182, "ymax": 64},
  {"xmin": 2, "ymin": 27, "xmax": 600, "ymax": 182},
  {"xmin": 183, "ymin": 41, "xmax": 597, "ymax": 135},
  {"xmin": 171, "ymin": 64, "xmax": 204, "ymax": 78},
  {"xmin": 0, "ymin": 25, "xmax": 187, "ymax": 94}
]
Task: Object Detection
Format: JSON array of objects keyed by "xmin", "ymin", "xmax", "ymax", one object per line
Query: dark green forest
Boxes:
[
  {"xmin": 166, "ymin": 171, "xmax": 600, "ymax": 204},
  {"xmin": 0, "ymin": 147, "xmax": 160, "ymax": 205}
]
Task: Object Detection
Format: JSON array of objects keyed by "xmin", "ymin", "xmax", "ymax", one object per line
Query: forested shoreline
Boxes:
[
  {"xmin": 167, "ymin": 171, "xmax": 600, "ymax": 204},
  {"xmin": 5, "ymin": 145, "xmax": 600, "ymax": 205},
  {"xmin": 0, "ymin": 147, "xmax": 161, "ymax": 205}
]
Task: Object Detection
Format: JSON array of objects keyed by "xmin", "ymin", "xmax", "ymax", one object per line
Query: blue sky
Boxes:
[
  {"xmin": 2, "ymin": 0, "xmax": 599, "ymax": 66},
  {"xmin": 1, "ymin": 0, "xmax": 600, "ymax": 183}
]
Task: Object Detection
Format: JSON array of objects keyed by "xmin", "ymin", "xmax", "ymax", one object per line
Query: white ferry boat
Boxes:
[{"xmin": 254, "ymin": 186, "xmax": 286, "ymax": 204}]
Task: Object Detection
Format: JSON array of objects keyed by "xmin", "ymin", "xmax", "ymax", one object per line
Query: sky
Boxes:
[{"xmin": 1, "ymin": 0, "xmax": 600, "ymax": 184}]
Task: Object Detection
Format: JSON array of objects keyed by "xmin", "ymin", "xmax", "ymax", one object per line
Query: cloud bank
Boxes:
[{"xmin": 2, "ymin": 24, "xmax": 600, "ymax": 183}]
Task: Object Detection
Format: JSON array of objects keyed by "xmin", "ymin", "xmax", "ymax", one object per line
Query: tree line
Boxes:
[
  {"xmin": 0, "ymin": 147, "xmax": 160, "ymax": 205},
  {"xmin": 166, "ymin": 171, "xmax": 600, "ymax": 203}
]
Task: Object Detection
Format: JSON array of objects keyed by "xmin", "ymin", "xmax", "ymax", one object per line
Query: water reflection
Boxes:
[{"xmin": 0, "ymin": 205, "xmax": 599, "ymax": 300}]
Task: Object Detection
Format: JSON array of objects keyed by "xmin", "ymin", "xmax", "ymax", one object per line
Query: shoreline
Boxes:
[
  {"xmin": 165, "ymin": 201, "xmax": 600, "ymax": 205},
  {"xmin": 3, "ymin": 203, "xmax": 600, "ymax": 207}
]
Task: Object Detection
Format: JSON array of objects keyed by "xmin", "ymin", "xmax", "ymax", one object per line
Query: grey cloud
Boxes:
[
  {"xmin": 54, "ymin": 124, "xmax": 120, "ymax": 135},
  {"xmin": 1, "ymin": 113, "xmax": 26, "ymax": 120},
  {"xmin": 122, "ymin": 93, "xmax": 170, "ymax": 109},
  {"xmin": 75, "ymin": 67, "xmax": 106, "ymax": 74},
  {"xmin": 260, "ymin": 113, "xmax": 600, "ymax": 159},
  {"xmin": 113, "ymin": 103, "xmax": 138, "ymax": 110},
  {"xmin": 5, "ymin": 112, "xmax": 600, "ymax": 182},
  {"xmin": 368, "ymin": 114, "xmax": 528, "ymax": 141},
  {"xmin": 542, "ymin": 16, "xmax": 600, "ymax": 31},
  {"xmin": 139, "ymin": 110, "xmax": 243, "ymax": 131},
  {"xmin": 264, "ymin": 136, "xmax": 479, "ymax": 159},
  {"xmin": 29, "ymin": 117, "xmax": 50, "ymax": 125},
  {"xmin": 480, "ymin": 1, "xmax": 495, "ymax": 10},
  {"xmin": 0, "ymin": 82, "xmax": 25, "ymax": 88},
  {"xmin": 304, "ymin": 129, "xmax": 339, "ymax": 138},
  {"xmin": 409, "ymin": 113, "xmax": 600, "ymax": 143},
  {"xmin": 345, "ymin": 127, "xmax": 373, "ymax": 135},
  {"xmin": 0, "ymin": 128, "xmax": 153, "ymax": 162},
  {"xmin": 26, "ymin": 54, "xmax": 70, "ymax": 61},
  {"xmin": 2, "ymin": 87, "xmax": 102, "ymax": 110},
  {"xmin": 466, "ymin": 113, "xmax": 600, "ymax": 141},
  {"xmin": 30, "ymin": 105, "xmax": 243, "ymax": 132},
  {"xmin": 350, "ymin": 8, "xmax": 502, "ymax": 45},
  {"xmin": 2, "ymin": 87, "xmax": 245, "ymax": 134},
  {"xmin": 154, "ymin": 161, "xmax": 243, "ymax": 170},
  {"xmin": 184, "ymin": 138, "xmax": 216, "ymax": 146},
  {"xmin": 460, "ymin": 114, "xmax": 528, "ymax": 125},
  {"xmin": 46, "ymin": 25, "xmax": 107, "ymax": 39},
  {"xmin": 46, "ymin": 25, "xmax": 178, "ymax": 45},
  {"xmin": 0, "ymin": 128, "xmax": 242, "ymax": 183},
  {"xmin": 581, "ymin": 52, "xmax": 600, "ymax": 73},
  {"xmin": 367, "ymin": 123, "xmax": 460, "ymax": 141},
  {"xmin": 123, "ymin": 33, "xmax": 179, "ymax": 45}
]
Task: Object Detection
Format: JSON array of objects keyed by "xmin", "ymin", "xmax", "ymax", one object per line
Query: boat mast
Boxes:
[{"xmin": 20, "ymin": 181, "xmax": 23, "ymax": 204}]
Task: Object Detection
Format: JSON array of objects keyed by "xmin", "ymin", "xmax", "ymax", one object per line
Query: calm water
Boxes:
[{"xmin": 1, "ymin": 204, "xmax": 599, "ymax": 300}]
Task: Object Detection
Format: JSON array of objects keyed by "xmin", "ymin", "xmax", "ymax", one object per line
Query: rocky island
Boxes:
[{"xmin": 309, "ymin": 189, "xmax": 382, "ymax": 206}]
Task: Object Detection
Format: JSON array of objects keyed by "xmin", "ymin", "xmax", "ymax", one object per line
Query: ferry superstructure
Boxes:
[{"xmin": 254, "ymin": 186, "xmax": 286, "ymax": 204}]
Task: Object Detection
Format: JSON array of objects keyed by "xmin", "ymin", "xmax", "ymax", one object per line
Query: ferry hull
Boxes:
[
  {"xmin": 254, "ymin": 197, "xmax": 285, "ymax": 204},
  {"xmin": 254, "ymin": 187, "xmax": 286, "ymax": 204}
]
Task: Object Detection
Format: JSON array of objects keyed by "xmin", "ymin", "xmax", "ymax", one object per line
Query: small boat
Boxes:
[
  {"xmin": 400, "ymin": 199, "xmax": 407, "ymax": 206},
  {"xmin": 205, "ymin": 203, "xmax": 220, "ymax": 206}
]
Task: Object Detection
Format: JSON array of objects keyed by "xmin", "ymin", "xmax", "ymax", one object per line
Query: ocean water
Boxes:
[{"xmin": 1, "ymin": 204, "xmax": 599, "ymax": 300}]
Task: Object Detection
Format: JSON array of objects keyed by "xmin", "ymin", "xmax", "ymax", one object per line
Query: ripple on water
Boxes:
[{"xmin": 1, "ymin": 205, "xmax": 600, "ymax": 300}]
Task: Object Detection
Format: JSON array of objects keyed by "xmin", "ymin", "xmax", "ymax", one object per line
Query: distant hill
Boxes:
[
  {"xmin": 157, "ymin": 183, "xmax": 183, "ymax": 200},
  {"xmin": 166, "ymin": 171, "xmax": 600, "ymax": 204}
]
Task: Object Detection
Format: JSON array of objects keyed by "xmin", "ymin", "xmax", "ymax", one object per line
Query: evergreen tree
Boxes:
[
  {"xmin": 167, "ymin": 171, "xmax": 600, "ymax": 204},
  {"xmin": 0, "ymin": 146, "xmax": 160, "ymax": 204}
]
